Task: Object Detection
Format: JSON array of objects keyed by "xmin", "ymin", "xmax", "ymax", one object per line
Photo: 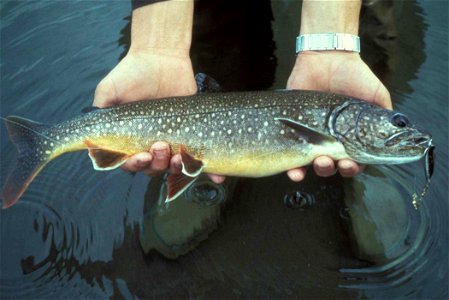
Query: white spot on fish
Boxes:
[
  {"xmin": 248, "ymin": 127, "xmax": 253, "ymax": 133},
  {"xmin": 119, "ymin": 121, "xmax": 124, "ymax": 126},
  {"xmin": 185, "ymin": 127, "xmax": 190, "ymax": 133},
  {"xmin": 280, "ymin": 129, "xmax": 285, "ymax": 135},
  {"xmin": 158, "ymin": 119, "xmax": 162, "ymax": 124},
  {"xmin": 106, "ymin": 123, "xmax": 111, "ymax": 128},
  {"xmin": 264, "ymin": 121, "xmax": 268, "ymax": 127},
  {"xmin": 64, "ymin": 137, "xmax": 69, "ymax": 141},
  {"xmin": 211, "ymin": 131, "xmax": 215, "ymax": 137},
  {"xmin": 138, "ymin": 124, "xmax": 143, "ymax": 130},
  {"xmin": 227, "ymin": 129, "xmax": 232, "ymax": 135},
  {"xmin": 168, "ymin": 128, "xmax": 173, "ymax": 134},
  {"xmin": 198, "ymin": 132, "xmax": 203, "ymax": 137}
]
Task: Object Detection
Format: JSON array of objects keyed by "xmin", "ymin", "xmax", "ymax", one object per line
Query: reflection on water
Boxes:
[{"xmin": 1, "ymin": 0, "xmax": 448, "ymax": 298}]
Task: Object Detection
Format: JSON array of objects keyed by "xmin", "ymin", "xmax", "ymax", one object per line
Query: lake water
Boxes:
[{"xmin": 1, "ymin": 0, "xmax": 448, "ymax": 299}]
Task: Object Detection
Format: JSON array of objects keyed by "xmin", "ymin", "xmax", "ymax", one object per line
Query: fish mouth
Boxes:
[{"xmin": 385, "ymin": 131, "xmax": 432, "ymax": 148}]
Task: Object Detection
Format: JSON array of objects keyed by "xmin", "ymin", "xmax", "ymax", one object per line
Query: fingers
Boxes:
[
  {"xmin": 313, "ymin": 156, "xmax": 364, "ymax": 178},
  {"xmin": 121, "ymin": 152, "xmax": 153, "ymax": 172},
  {"xmin": 120, "ymin": 142, "xmax": 171, "ymax": 175},
  {"xmin": 208, "ymin": 174, "xmax": 226, "ymax": 184},
  {"xmin": 287, "ymin": 168, "xmax": 307, "ymax": 182},
  {"xmin": 337, "ymin": 159, "xmax": 365, "ymax": 178},
  {"xmin": 287, "ymin": 157, "xmax": 365, "ymax": 182},
  {"xmin": 313, "ymin": 156, "xmax": 336, "ymax": 177}
]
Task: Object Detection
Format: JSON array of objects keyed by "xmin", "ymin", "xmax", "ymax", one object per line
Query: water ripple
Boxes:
[{"xmin": 339, "ymin": 164, "xmax": 447, "ymax": 298}]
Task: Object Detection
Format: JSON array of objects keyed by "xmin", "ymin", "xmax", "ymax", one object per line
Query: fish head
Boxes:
[{"xmin": 329, "ymin": 101, "xmax": 432, "ymax": 164}]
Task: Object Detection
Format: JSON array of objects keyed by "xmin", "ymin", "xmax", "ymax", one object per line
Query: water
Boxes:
[{"xmin": 1, "ymin": 0, "xmax": 448, "ymax": 298}]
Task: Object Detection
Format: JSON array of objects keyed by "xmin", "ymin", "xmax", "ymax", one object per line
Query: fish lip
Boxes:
[
  {"xmin": 385, "ymin": 130, "xmax": 432, "ymax": 148},
  {"xmin": 404, "ymin": 136, "xmax": 432, "ymax": 147}
]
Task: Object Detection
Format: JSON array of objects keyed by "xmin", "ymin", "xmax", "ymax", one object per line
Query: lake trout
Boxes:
[{"xmin": 1, "ymin": 90, "xmax": 432, "ymax": 208}]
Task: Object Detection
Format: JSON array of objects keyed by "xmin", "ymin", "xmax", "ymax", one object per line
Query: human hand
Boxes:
[
  {"xmin": 93, "ymin": 49, "xmax": 197, "ymax": 177},
  {"xmin": 286, "ymin": 51, "xmax": 392, "ymax": 181}
]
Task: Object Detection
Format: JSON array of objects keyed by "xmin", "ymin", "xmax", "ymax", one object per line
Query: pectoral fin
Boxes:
[
  {"xmin": 84, "ymin": 140, "xmax": 131, "ymax": 170},
  {"xmin": 275, "ymin": 117, "xmax": 335, "ymax": 145}
]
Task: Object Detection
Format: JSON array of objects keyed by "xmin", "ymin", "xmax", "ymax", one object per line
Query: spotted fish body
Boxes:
[{"xmin": 2, "ymin": 90, "xmax": 432, "ymax": 208}]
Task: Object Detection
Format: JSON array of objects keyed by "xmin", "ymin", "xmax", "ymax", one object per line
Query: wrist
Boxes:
[
  {"xmin": 300, "ymin": 0, "xmax": 361, "ymax": 35},
  {"xmin": 129, "ymin": 0, "xmax": 193, "ymax": 55}
]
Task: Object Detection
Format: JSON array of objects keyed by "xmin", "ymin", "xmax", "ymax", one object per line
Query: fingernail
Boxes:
[
  {"xmin": 153, "ymin": 149, "xmax": 167, "ymax": 159},
  {"xmin": 339, "ymin": 160, "xmax": 352, "ymax": 170}
]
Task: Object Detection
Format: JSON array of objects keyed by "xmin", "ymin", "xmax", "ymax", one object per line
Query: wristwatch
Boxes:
[{"xmin": 296, "ymin": 33, "xmax": 361, "ymax": 54}]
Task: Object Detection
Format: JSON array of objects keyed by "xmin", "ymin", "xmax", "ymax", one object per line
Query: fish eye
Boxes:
[{"xmin": 391, "ymin": 113, "xmax": 409, "ymax": 128}]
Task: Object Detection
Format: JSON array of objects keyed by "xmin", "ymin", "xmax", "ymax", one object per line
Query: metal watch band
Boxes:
[{"xmin": 296, "ymin": 33, "xmax": 361, "ymax": 54}]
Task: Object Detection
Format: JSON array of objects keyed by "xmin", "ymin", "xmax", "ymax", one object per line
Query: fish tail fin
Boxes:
[{"xmin": 2, "ymin": 116, "xmax": 54, "ymax": 209}]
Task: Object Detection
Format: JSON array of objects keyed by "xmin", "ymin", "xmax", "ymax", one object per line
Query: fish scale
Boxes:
[{"xmin": 2, "ymin": 90, "xmax": 432, "ymax": 208}]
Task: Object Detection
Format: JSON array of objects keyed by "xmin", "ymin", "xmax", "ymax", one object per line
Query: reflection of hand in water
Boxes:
[{"xmin": 286, "ymin": 0, "xmax": 392, "ymax": 182}]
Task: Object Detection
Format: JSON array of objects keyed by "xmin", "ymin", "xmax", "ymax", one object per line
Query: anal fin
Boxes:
[{"xmin": 85, "ymin": 140, "xmax": 130, "ymax": 171}]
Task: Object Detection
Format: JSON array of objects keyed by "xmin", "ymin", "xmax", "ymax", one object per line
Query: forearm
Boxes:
[
  {"xmin": 300, "ymin": 0, "xmax": 361, "ymax": 34},
  {"xmin": 130, "ymin": 0, "xmax": 194, "ymax": 56}
]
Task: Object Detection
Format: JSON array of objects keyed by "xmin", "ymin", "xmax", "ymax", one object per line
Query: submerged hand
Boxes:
[
  {"xmin": 286, "ymin": 51, "xmax": 392, "ymax": 181},
  {"xmin": 93, "ymin": 50, "xmax": 197, "ymax": 177}
]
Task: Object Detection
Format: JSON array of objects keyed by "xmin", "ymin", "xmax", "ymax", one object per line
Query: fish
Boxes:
[{"xmin": 1, "ymin": 90, "xmax": 433, "ymax": 209}]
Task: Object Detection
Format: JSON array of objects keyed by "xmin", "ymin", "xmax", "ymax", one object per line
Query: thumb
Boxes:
[
  {"xmin": 373, "ymin": 82, "xmax": 393, "ymax": 110},
  {"xmin": 93, "ymin": 77, "xmax": 118, "ymax": 108}
]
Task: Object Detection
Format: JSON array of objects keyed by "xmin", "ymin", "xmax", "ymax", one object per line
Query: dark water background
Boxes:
[{"xmin": 1, "ymin": 0, "xmax": 448, "ymax": 299}]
